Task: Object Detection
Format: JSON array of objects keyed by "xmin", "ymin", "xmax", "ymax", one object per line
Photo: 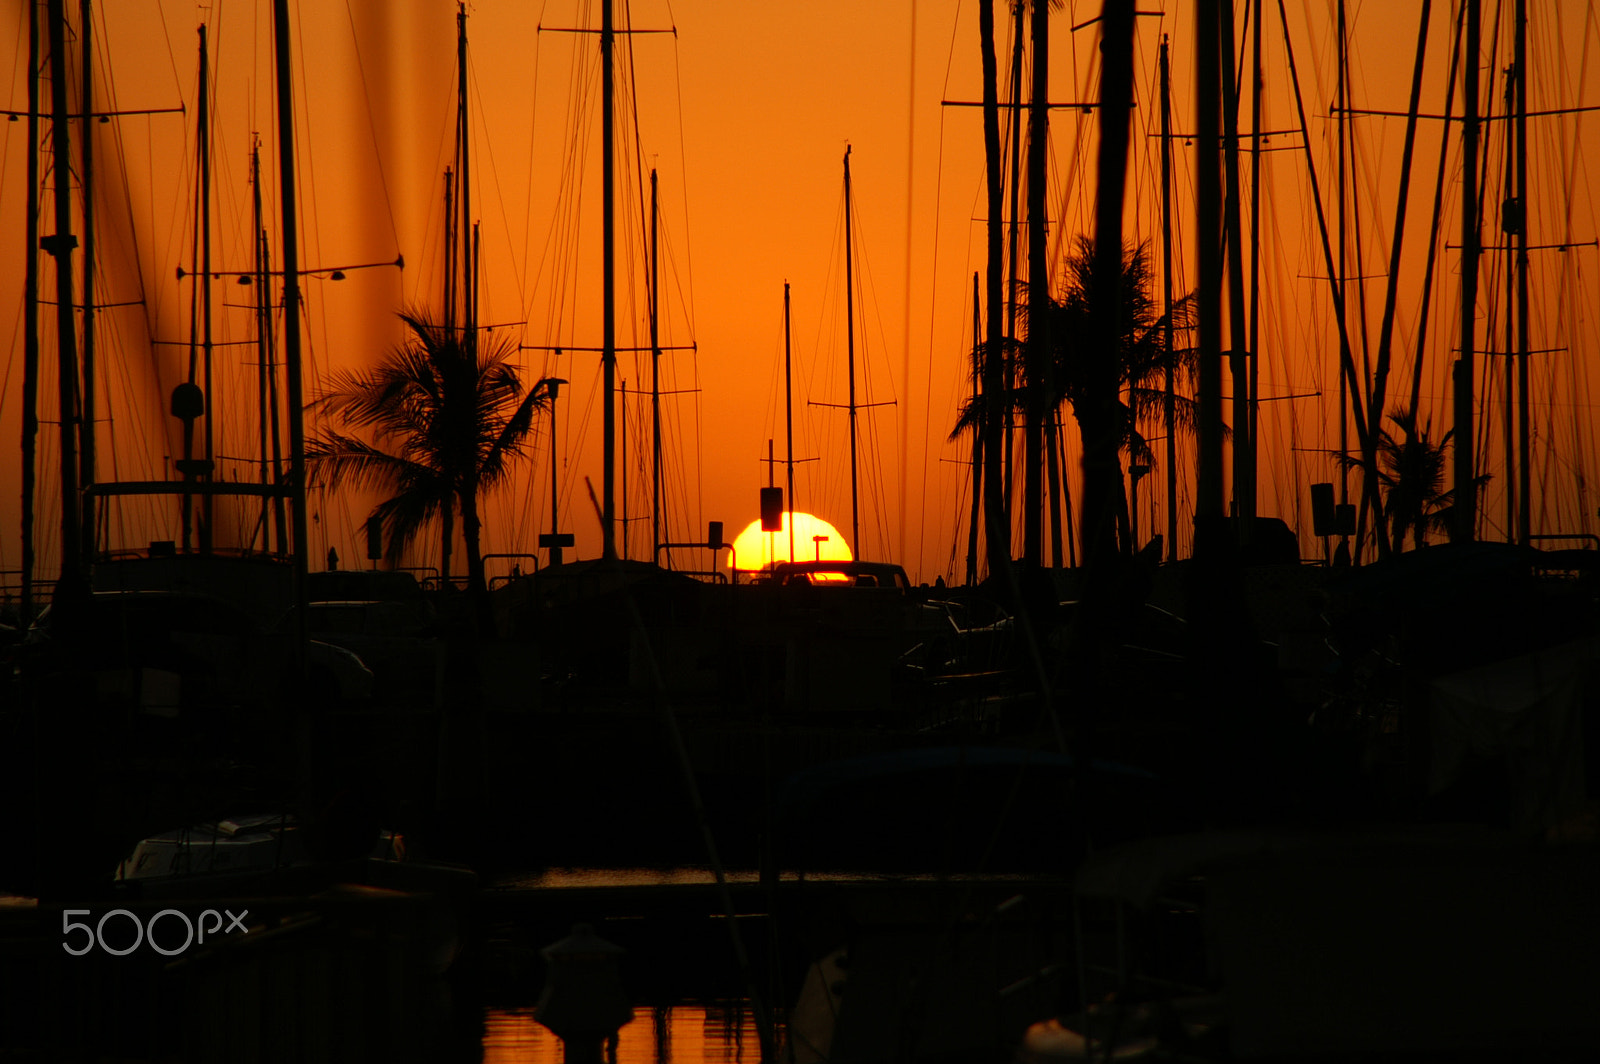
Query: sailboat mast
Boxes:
[
  {"xmin": 458, "ymin": 4, "xmax": 472, "ymax": 337},
  {"xmin": 46, "ymin": 0, "xmax": 83, "ymax": 587},
  {"xmin": 251, "ymin": 141, "xmax": 273, "ymax": 551},
  {"xmin": 200, "ymin": 23, "xmax": 214, "ymax": 552},
  {"xmin": 80, "ymin": 0, "xmax": 96, "ymax": 559},
  {"xmin": 979, "ymin": 0, "xmax": 1008, "ymax": 581},
  {"xmin": 1501, "ymin": 66, "xmax": 1516, "ymax": 540},
  {"xmin": 844, "ymin": 145, "xmax": 860, "ymax": 556},
  {"xmin": 785, "ymin": 281, "xmax": 796, "ymax": 567},
  {"xmin": 1514, "ymin": 0, "xmax": 1530, "ymax": 545},
  {"xmin": 21, "ymin": 0, "xmax": 39, "ymax": 617},
  {"xmin": 1369, "ymin": 2, "xmax": 1434, "ymax": 556},
  {"xmin": 1453, "ymin": 0, "xmax": 1480, "ymax": 543},
  {"xmin": 622, "ymin": 379, "xmax": 628, "ymax": 559},
  {"xmin": 1023, "ymin": 0, "xmax": 1049, "ymax": 565},
  {"xmin": 1004, "ymin": 4, "xmax": 1024, "ymax": 526},
  {"xmin": 263, "ymin": 222, "xmax": 287, "ymax": 555},
  {"xmin": 1221, "ymin": 0, "xmax": 1251, "ymax": 531},
  {"xmin": 1196, "ymin": 0, "xmax": 1224, "ymax": 526},
  {"xmin": 652, "ymin": 169, "xmax": 663, "ymax": 557},
  {"xmin": 443, "ymin": 169, "xmax": 455, "ymax": 328},
  {"xmin": 1160, "ymin": 36, "xmax": 1176, "ymax": 561},
  {"xmin": 601, "ymin": 0, "xmax": 618, "ymax": 559},
  {"xmin": 272, "ymin": 0, "xmax": 310, "ymax": 656},
  {"xmin": 1248, "ymin": 0, "xmax": 1262, "ymax": 525},
  {"xmin": 966, "ymin": 271, "xmax": 982, "ymax": 585},
  {"xmin": 1336, "ymin": 0, "xmax": 1350, "ymax": 532}
]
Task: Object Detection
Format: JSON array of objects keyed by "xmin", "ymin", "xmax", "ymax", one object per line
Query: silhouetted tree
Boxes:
[
  {"xmin": 1037, "ymin": 237, "xmax": 1200, "ymax": 469},
  {"xmin": 951, "ymin": 238, "xmax": 1201, "ymax": 554},
  {"xmin": 1341, "ymin": 409, "xmax": 1466, "ymax": 551},
  {"xmin": 306, "ymin": 310, "xmax": 553, "ymax": 630}
]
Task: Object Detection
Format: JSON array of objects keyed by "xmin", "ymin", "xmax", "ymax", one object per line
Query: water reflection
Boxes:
[
  {"xmin": 491, "ymin": 866, "xmax": 1036, "ymax": 890},
  {"xmin": 484, "ymin": 1004, "xmax": 762, "ymax": 1064}
]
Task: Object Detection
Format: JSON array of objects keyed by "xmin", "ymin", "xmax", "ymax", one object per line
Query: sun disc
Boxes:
[{"xmin": 729, "ymin": 512, "xmax": 853, "ymax": 571}]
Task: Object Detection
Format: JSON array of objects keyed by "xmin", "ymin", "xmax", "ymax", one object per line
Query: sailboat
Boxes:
[
  {"xmin": 3, "ymin": 0, "xmax": 379, "ymax": 902},
  {"xmin": 806, "ymin": 145, "xmax": 897, "ymax": 569}
]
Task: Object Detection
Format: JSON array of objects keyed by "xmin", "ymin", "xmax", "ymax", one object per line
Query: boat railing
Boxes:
[{"xmin": 1529, "ymin": 533, "xmax": 1600, "ymax": 550}]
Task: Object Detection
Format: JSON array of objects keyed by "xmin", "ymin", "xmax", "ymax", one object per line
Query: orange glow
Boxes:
[
  {"xmin": 729, "ymin": 512, "xmax": 852, "ymax": 571},
  {"xmin": 4, "ymin": 5, "xmax": 1599, "ymax": 589}
]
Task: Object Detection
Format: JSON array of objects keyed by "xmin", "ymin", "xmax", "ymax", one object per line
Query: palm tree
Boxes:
[
  {"xmin": 1341, "ymin": 409, "xmax": 1464, "ymax": 551},
  {"xmin": 952, "ymin": 237, "xmax": 1201, "ymax": 555},
  {"xmin": 1035, "ymin": 237, "xmax": 1200, "ymax": 468},
  {"xmin": 306, "ymin": 310, "xmax": 554, "ymax": 630}
]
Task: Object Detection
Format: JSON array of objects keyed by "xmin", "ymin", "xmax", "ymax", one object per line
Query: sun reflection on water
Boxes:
[{"xmin": 484, "ymin": 1004, "xmax": 762, "ymax": 1064}]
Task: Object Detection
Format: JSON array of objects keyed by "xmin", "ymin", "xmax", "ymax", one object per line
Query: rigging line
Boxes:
[
  {"xmin": 341, "ymin": 0, "xmax": 400, "ymax": 254},
  {"xmin": 664, "ymin": 11, "xmax": 695, "ymax": 333},
  {"xmin": 852, "ymin": 203, "xmax": 900, "ymax": 406},
  {"xmin": 153, "ymin": 0, "xmax": 183, "ymax": 107},
  {"xmin": 657, "ymin": 217, "xmax": 696, "ymax": 347},
  {"xmin": 624, "ymin": 0, "xmax": 651, "ymax": 334},
  {"xmin": 1557, "ymin": 6, "xmax": 1593, "ymax": 531},
  {"xmin": 469, "ymin": 64, "xmax": 531, "ymax": 307},
  {"xmin": 901, "ymin": 0, "xmax": 917, "ymax": 571},
  {"xmin": 519, "ymin": 5, "xmax": 543, "ymax": 331},
  {"xmin": 289, "ymin": 0, "xmax": 332, "ymax": 406},
  {"xmin": 0, "ymin": 3, "xmax": 20, "ymax": 196},
  {"xmin": 920, "ymin": 47, "xmax": 961, "ymax": 580},
  {"xmin": 526, "ymin": 26, "xmax": 594, "ymax": 337}
]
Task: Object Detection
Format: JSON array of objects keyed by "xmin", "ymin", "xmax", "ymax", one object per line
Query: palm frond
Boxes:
[{"xmin": 306, "ymin": 307, "xmax": 547, "ymax": 570}]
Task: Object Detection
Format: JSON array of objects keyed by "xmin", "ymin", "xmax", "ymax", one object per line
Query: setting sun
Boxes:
[{"xmin": 728, "ymin": 512, "xmax": 853, "ymax": 572}]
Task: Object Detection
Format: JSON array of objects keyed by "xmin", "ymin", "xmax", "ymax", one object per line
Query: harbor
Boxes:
[{"xmin": 4, "ymin": 0, "xmax": 1600, "ymax": 1060}]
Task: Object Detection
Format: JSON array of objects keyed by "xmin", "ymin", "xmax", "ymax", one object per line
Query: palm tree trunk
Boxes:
[
  {"xmin": 459, "ymin": 483, "xmax": 495, "ymax": 635},
  {"xmin": 440, "ymin": 503, "xmax": 453, "ymax": 593},
  {"xmin": 1083, "ymin": 2, "xmax": 1135, "ymax": 570}
]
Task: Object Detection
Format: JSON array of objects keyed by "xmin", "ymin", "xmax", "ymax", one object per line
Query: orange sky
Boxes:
[{"xmin": 3, "ymin": 1, "xmax": 1599, "ymax": 589}]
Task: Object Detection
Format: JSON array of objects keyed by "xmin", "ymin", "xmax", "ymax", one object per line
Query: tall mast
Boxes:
[
  {"xmin": 966, "ymin": 271, "xmax": 982, "ymax": 585},
  {"xmin": 1453, "ymin": 0, "xmax": 1480, "ymax": 542},
  {"xmin": 1005, "ymin": 1, "xmax": 1025, "ymax": 349},
  {"xmin": 46, "ymin": 0, "xmax": 83, "ymax": 587},
  {"xmin": 458, "ymin": 4, "xmax": 472, "ymax": 337},
  {"xmin": 1221, "ymin": 0, "xmax": 1252, "ymax": 530},
  {"xmin": 785, "ymin": 281, "xmax": 796, "ymax": 568},
  {"xmin": 1160, "ymin": 36, "xmax": 1177, "ymax": 561},
  {"xmin": 1501, "ymin": 66, "xmax": 1516, "ymax": 539},
  {"xmin": 21, "ymin": 0, "xmax": 40, "ymax": 616},
  {"xmin": 1369, "ymin": 0, "xmax": 1434, "ymax": 558},
  {"xmin": 179, "ymin": 30, "xmax": 205, "ymax": 553},
  {"xmin": 199, "ymin": 22, "xmax": 214, "ymax": 551},
  {"xmin": 601, "ymin": 0, "xmax": 618, "ymax": 559},
  {"xmin": 1022, "ymin": 0, "xmax": 1049, "ymax": 565},
  {"xmin": 979, "ymin": 0, "xmax": 1008, "ymax": 580},
  {"xmin": 79, "ymin": 0, "xmax": 96, "ymax": 559},
  {"xmin": 1004, "ymin": 3, "xmax": 1025, "ymax": 526},
  {"xmin": 621, "ymin": 378, "xmax": 628, "ymax": 559},
  {"xmin": 844, "ymin": 145, "xmax": 860, "ymax": 556},
  {"xmin": 651, "ymin": 169, "xmax": 663, "ymax": 558},
  {"xmin": 550, "ymin": 380, "xmax": 563, "ymax": 566},
  {"xmin": 252, "ymin": 140, "xmax": 273, "ymax": 550},
  {"xmin": 1514, "ymin": 0, "xmax": 1529, "ymax": 545},
  {"xmin": 272, "ymin": 0, "xmax": 310, "ymax": 656},
  {"xmin": 263, "ymin": 222, "xmax": 288, "ymax": 555},
  {"xmin": 1248, "ymin": 0, "xmax": 1262, "ymax": 526},
  {"xmin": 443, "ymin": 168, "xmax": 455, "ymax": 328},
  {"xmin": 1087, "ymin": 1, "xmax": 1136, "ymax": 570},
  {"xmin": 1195, "ymin": 0, "xmax": 1224, "ymax": 527},
  {"xmin": 1336, "ymin": 0, "xmax": 1349, "ymax": 527}
]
